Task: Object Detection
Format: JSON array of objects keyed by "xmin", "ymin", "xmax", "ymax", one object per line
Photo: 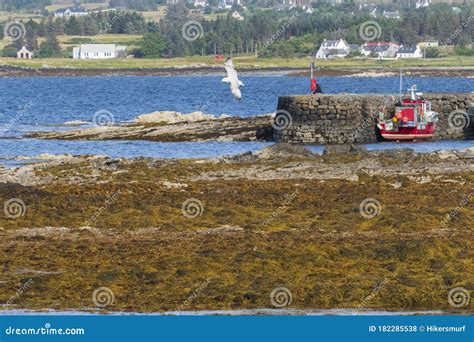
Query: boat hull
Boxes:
[{"xmin": 377, "ymin": 123, "xmax": 437, "ymax": 141}]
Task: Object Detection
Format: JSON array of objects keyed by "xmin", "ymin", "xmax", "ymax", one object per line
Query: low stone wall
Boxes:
[{"xmin": 274, "ymin": 93, "xmax": 474, "ymax": 144}]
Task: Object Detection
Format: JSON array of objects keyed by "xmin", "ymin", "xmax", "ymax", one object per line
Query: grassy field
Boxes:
[
  {"xmin": 138, "ymin": 6, "xmax": 168, "ymax": 21},
  {"xmin": 0, "ymin": 34, "xmax": 142, "ymax": 51},
  {"xmin": 1, "ymin": 54, "xmax": 474, "ymax": 70},
  {"xmin": 0, "ymin": 11, "xmax": 43, "ymax": 22},
  {"xmin": 45, "ymin": 3, "xmax": 109, "ymax": 12}
]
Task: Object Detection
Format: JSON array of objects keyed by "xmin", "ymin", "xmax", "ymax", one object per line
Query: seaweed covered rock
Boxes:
[
  {"xmin": 323, "ymin": 144, "xmax": 367, "ymax": 155},
  {"xmin": 256, "ymin": 143, "xmax": 314, "ymax": 159}
]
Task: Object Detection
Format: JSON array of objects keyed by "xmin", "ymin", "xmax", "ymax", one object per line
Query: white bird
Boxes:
[{"xmin": 222, "ymin": 57, "xmax": 244, "ymax": 100}]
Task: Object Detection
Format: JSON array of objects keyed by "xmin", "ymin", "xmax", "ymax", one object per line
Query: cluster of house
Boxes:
[
  {"xmin": 359, "ymin": 0, "xmax": 431, "ymax": 18},
  {"xmin": 16, "ymin": 39, "xmax": 440, "ymax": 60},
  {"xmin": 48, "ymin": 0, "xmax": 434, "ymax": 18},
  {"xmin": 315, "ymin": 39, "xmax": 440, "ymax": 60},
  {"xmin": 166, "ymin": 0, "xmax": 242, "ymax": 10},
  {"xmin": 275, "ymin": 0, "xmax": 314, "ymax": 14}
]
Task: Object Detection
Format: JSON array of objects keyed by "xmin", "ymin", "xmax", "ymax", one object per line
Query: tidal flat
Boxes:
[{"xmin": 0, "ymin": 145, "xmax": 472, "ymax": 313}]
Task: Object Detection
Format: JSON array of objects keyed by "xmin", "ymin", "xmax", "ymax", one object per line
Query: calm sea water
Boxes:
[
  {"xmin": 0, "ymin": 75, "xmax": 472, "ymax": 126},
  {"xmin": 0, "ymin": 76, "xmax": 472, "ymax": 160}
]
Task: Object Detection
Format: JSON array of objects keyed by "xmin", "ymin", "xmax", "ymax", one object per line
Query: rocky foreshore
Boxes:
[
  {"xmin": 2, "ymin": 64, "xmax": 474, "ymax": 77},
  {"xmin": 0, "ymin": 144, "xmax": 472, "ymax": 313},
  {"xmin": 29, "ymin": 111, "xmax": 275, "ymax": 142}
]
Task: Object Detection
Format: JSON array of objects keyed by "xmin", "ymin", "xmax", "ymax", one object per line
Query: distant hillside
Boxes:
[{"xmin": 0, "ymin": 0, "xmax": 52, "ymax": 11}]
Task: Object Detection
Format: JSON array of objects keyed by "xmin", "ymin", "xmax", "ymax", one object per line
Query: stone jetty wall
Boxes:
[{"xmin": 274, "ymin": 93, "xmax": 474, "ymax": 144}]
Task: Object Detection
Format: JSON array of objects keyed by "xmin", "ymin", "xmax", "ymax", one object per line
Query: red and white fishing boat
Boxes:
[{"xmin": 377, "ymin": 85, "xmax": 439, "ymax": 141}]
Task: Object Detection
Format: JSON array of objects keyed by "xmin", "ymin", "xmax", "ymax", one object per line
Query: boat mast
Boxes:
[{"xmin": 399, "ymin": 68, "xmax": 403, "ymax": 100}]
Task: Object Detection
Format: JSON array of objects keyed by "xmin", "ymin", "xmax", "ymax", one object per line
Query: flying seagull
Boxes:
[{"xmin": 222, "ymin": 57, "xmax": 244, "ymax": 100}]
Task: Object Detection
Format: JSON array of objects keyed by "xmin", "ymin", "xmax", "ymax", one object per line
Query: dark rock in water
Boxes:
[
  {"xmin": 221, "ymin": 151, "xmax": 259, "ymax": 164},
  {"xmin": 256, "ymin": 126, "xmax": 274, "ymax": 141},
  {"xmin": 256, "ymin": 143, "xmax": 314, "ymax": 159},
  {"xmin": 323, "ymin": 144, "xmax": 367, "ymax": 155}
]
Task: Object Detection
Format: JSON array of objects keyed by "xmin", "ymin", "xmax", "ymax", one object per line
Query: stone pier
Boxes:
[{"xmin": 274, "ymin": 93, "xmax": 474, "ymax": 144}]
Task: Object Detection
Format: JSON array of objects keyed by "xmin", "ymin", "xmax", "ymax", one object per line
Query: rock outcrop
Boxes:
[{"xmin": 30, "ymin": 113, "xmax": 274, "ymax": 142}]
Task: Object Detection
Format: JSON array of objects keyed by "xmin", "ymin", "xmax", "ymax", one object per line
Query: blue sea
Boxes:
[{"xmin": 0, "ymin": 75, "xmax": 472, "ymax": 161}]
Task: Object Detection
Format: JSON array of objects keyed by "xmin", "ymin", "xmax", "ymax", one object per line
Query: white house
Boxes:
[
  {"xmin": 73, "ymin": 44, "xmax": 126, "ymax": 59},
  {"xmin": 396, "ymin": 46, "xmax": 423, "ymax": 59},
  {"xmin": 315, "ymin": 39, "xmax": 351, "ymax": 59},
  {"xmin": 232, "ymin": 11, "xmax": 244, "ymax": 20},
  {"xmin": 416, "ymin": 0, "xmax": 431, "ymax": 9},
  {"xmin": 361, "ymin": 42, "xmax": 400, "ymax": 59},
  {"xmin": 383, "ymin": 10, "xmax": 400, "ymax": 19},
  {"xmin": 419, "ymin": 40, "xmax": 439, "ymax": 48},
  {"xmin": 54, "ymin": 6, "xmax": 88, "ymax": 17},
  {"xmin": 190, "ymin": 0, "xmax": 208, "ymax": 7},
  {"xmin": 282, "ymin": 0, "xmax": 312, "ymax": 12},
  {"xmin": 218, "ymin": 0, "xmax": 241, "ymax": 9},
  {"xmin": 17, "ymin": 46, "xmax": 33, "ymax": 59}
]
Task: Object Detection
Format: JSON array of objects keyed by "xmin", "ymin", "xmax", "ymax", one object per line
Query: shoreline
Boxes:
[
  {"xmin": 1, "ymin": 65, "xmax": 474, "ymax": 77},
  {"xmin": 0, "ymin": 308, "xmax": 453, "ymax": 316}
]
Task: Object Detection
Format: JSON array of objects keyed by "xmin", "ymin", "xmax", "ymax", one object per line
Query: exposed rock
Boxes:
[
  {"xmin": 323, "ymin": 144, "xmax": 367, "ymax": 155},
  {"xmin": 29, "ymin": 114, "xmax": 274, "ymax": 142},
  {"xmin": 255, "ymin": 143, "xmax": 314, "ymax": 159},
  {"xmin": 219, "ymin": 151, "xmax": 259, "ymax": 164},
  {"xmin": 255, "ymin": 126, "xmax": 274, "ymax": 141},
  {"xmin": 63, "ymin": 120, "xmax": 88, "ymax": 126},
  {"xmin": 134, "ymin": 111, "xmax": 228, "ymax": 124},
  {"xmin": 437, "ymin": 149, "xmax": 458, "ymax": 160},
  {"xmin": 372, "ymin": 148, "xmax": 415, "ymax": 158}
]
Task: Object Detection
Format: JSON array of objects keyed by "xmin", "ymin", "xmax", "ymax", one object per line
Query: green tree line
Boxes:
[{"xmin": 1, "ymin": 2, "xmax": 472, "ymax": 58}]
